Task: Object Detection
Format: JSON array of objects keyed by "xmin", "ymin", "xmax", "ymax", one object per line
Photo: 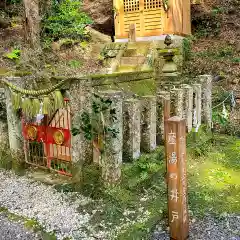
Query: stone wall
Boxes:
[
  {"xmin": 0, "ymin": 71, "xmax": 212, "ymax": 186},
  {"xmin": 0, "ymin": 88, "xmax": 8, "ymax": 148}
]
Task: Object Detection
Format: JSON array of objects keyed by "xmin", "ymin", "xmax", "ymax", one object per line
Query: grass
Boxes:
[
  {"xmin": 187, "ymin": 132, "xmax": 240, "ymax": 217},
  {"xmin": 1, "ymin": 130, "xmax": 239, "ymax": 239},
  {"xmin": 0, "ymin": 207, "xmax": 58, "ymax": 240},
  {"xmin": 76, "ymin": 130, "xmax": 240, "ymax": 238}
]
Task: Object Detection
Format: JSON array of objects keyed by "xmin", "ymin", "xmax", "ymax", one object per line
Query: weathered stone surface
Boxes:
[
  {"xmin": 182, "ymin": 85, "xmax": 193, "ymax": 132},
  {"xmin": 67, "ymin": 78, "xmax": 93, "ymax": 183},
  {"xmin": 0, "ymin": 88, "xmax": 8, "ymax": 148},
  {"xmin": 82, "ymin": 0, "xmax": 114, "ymax": 36},
  {"xmin": 199, "ymin": 75, "xmax": 212, "ymax": 129},
  {"xmin": 123, "ymin": 98, "xmax": 141, "ymax": 161},
  {"xmin": 192, "ymin": 83, "xmax": 202, "ymax": 130},
  {"xmin": 156, "ymin": 91, "xmax": 170, "ymax": 145},
  {"xmin": 140, "ymin": 95, "xmax": 157, "ymax": 153},
  {"xmin": 99, "ymin": 90, "xmax": 123, "ymax": 186},
  {"xmin": 170, "ymin": 88, "xmax": 184, "ymax": 118},
  {"xmin": 4, "ymin": 77, "xmax": 24, "ymax": 158}
]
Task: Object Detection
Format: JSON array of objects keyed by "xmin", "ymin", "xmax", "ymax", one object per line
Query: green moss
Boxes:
[
  {"xmin": 90, "ymin": 69, "xmax": 153, "ymax": 80},
  {"xmin": 188, "ymin": 133, "xmax": 240, "ymax": 217},
  {"xmin": 0, "ymin": 207, "xmax": 58, "ymax": 239},
  {"xmin": 0, "ymin": 148, "xmax": 13, "ymax": 170},
  {"xmin": 118, "ymin": 78, "xmax": 156, "ymax": 96},
  {"xmin": 24, "ymin": 219, "xmax": 39, "ymax": 229},
  {"xmin": 158, "ymin": 48, "xmax": 180, "ymax": 55}
]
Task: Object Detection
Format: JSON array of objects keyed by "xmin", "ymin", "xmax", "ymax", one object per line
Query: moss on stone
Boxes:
[{"xmin": 0, "ymin": 207, "xmax": 58, "ymax": 239}]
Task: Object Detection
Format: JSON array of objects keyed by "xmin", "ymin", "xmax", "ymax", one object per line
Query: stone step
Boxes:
[
  {"xmin": 120, "ymin": 56, "xmax": 146, "ymax": 66},
  {"xmin": 127, "ymin": 41, "xmax": 150, "ymax": 49},
  {"xmin": 116, "ymin": 65, "xmax": 137, "ymax": 73}
]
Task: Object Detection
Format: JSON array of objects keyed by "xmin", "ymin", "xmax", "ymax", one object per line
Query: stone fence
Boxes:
[
  {"xmin": 0, "ymin": 73, "xmax": 212, "ymax": 185},
  {"xmin": 91, "ymin": 75, "xmax": 212, "ymax": 184}
]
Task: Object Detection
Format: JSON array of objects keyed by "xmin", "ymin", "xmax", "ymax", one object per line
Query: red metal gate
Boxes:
[{"xmin": 22, "ymin": 98, "xmax": 72, "ymax": 176}]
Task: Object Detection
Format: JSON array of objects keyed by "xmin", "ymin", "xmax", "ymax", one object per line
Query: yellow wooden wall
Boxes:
[{"xmin": 114, "ymin": 0, "xmax": 191, "ymax": 39}]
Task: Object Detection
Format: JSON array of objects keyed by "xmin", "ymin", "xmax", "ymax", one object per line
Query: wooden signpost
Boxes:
[{"xmin": 165, "ymin": 116, "xmax": 189, "ymax": 240}]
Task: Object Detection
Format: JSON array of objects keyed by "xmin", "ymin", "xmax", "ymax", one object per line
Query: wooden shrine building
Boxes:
[{"xmin": 113, "ymin": 0, "xmax": 191, "ymax": 41}]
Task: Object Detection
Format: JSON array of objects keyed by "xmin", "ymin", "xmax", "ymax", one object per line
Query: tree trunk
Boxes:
[
  {"xmin": 23, "ymin": 0, "xmax": 41, "ymax": 49},
  {"xmin": 0, "ymin": 18, "xmax": 10, "ymax": 29},
  {"xmin": 0, "ymin": 0, "xmax": 6, "ymax": 10}
]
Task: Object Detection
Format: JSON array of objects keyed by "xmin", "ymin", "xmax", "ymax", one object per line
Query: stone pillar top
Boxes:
[{"xmin": 98, "ymin": 90, "xmax": 123, "ymax": 98}]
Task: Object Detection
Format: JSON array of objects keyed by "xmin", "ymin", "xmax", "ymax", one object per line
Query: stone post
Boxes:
[
  {"xmin": 198, "ymin": 75, "xmax": 212, "ymax": 129},
  {"xmin": 192, "ymin": 84, "xmax": 202, "ymax": 131},
  {"xmin": 170, "ymin": 88, "xmax": 184, "ymax": 118},
  {"xmin": 140, "ymin": 95, "xmax": 157, "ymax": 153},
  {"xmin": 4, "ymin": 77, "xmax": 24, "ymax": 158},
  {"xmin": 99, "ymin": 90, "xmax": 123, "ymax": 186},
  {"xmin": 68, "ymin": 78, "xmax": 93, "ymax": 185},
  {"xmin": 128, "ymin": 23, "xmax": 136, "ymax": 42},
  {"xmin": 123, "ymin": 98, "xmax": 141, "ymax": 161},
  {"xmin": 0, "ymin": 88, "xmax": 8, "ymax": 148},
  {"xmin": 156, "ymin": 35, "xmax": 181, "ymax": 92},
  {"xmin": 156, "ymin": 91, "xmax": 170, "ymax": 145},
  {"xmin": 182, "ymin": 85, "xmax": 193, "ymax": 132}
]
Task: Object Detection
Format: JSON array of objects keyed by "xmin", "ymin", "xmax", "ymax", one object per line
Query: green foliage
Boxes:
[
  {"xmin": 42, "ymin": 0, "xmax": 93, "ymax": 41},
  {"xmin": 72, "ymin": 94, "xmax": 119, "ymax": 145},
  {"xmin": 216, "ymin": 46, "xmax": 233, "ymax": 58},
  {"xmin": 182, "ymin": 37, "xmax": 192, "ymax": 61},
  {"xmin": 211, "ymin": 7, "xmax": 225, "ymax": 15},
  {"xmin": 188, "ymin": 135, "xmax": 240, "ymax": 216},
  {"xmin": 232, "ymin": 57, "xmax": 240, "ymax": 63},
  {"xmin": 122, "ymin": 148, "xmax": 165, "ymax": 190},
  {"xmin": 212, "ymin": 111, "xmax": 229, "ymax": 128},
  {"xmin": 193, "ymin": 8, "xmax": 222, "ymax": 38},
  {"xmin": 187, "ymin": 126, "xmax": 213, "ymax": 157},
  {"xmin": 68, "ymin": 60, "xmax": 82, "ymax": 68},
  {"xmin": 194, "ymin": 46, "xmax": 233, "ymax": 60},
  {"xmin": 3, "ymin": 49, "xmax": 21, "ymax": 61},
  {"xmin": 0, "ymin": 147, "xmax": 12, "ymax": 170},
  {"xmin": 6, "ymin": 0, "xmax": 21, "ymax": 4}
]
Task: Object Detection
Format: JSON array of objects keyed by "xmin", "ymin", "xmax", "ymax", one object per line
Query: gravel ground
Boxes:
[
  {"xmin": 0, "ymin": 169, "xmax": 107, "ymax": 240},
  {"xmin": 0, "ymin": 169, "xmax": 239, "ymax": 240},
  {"xmin": 153, "ymin": 214, "xmax": 240, "ymax": 240},
  {"xmin": 0, "ymin": 212, "xmax": 41, "ymax": 240}
]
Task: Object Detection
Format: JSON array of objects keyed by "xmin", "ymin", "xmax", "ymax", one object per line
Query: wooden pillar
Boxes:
[
  {"xmin": 170, "ymin": 88, "xmax": 184, "ymax": 118},
  {"xmin": 68, "ymin": 78, "xmax": 93, "ymax": 184},
  {"xmin": 192, "ymin": 83, "xmax": 202, "ymax": 131},
  {"xmin": 165, "ymin": 116, "xmax": 189, "ymax": 240},
  {"xmin": 100, "ymin": 90, "xmax": 123, "ymax": 186},
  {"xmin": 199, "ymin": 75, "xmax": 212, "ymax": 129},
  {"xmin": 140, "ymin": 95, "xmax": 157, "ymax": 153},
  {"xmin": 156, "ymin": 91, "xmax": 170, "ymax": 145},
  {"xmin": 182, "ymin": 85, "xmax": 193, "ymax": 133},
  {"xmin": 123, "ymin": 98, "xmax": 141, "ymax": 161}
]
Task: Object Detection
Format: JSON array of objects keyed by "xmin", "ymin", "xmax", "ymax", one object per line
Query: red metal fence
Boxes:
[{"xmin": 22, "ymin": 99, "xmax": 72, "ymax": 176}]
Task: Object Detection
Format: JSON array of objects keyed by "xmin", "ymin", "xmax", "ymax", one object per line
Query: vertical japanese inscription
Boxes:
[{"xmin": 166, "ymin": 116, "xmax": 189, "ymax": 240}]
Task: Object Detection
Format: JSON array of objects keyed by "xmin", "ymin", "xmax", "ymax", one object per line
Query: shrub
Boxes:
[
  {"xmin": 42, "ymin": 0, "xmax": 93, "ymax": 41},
  {"xmin": 6, "ymin": 0, "xmax": 21, "ymax": 4}
]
